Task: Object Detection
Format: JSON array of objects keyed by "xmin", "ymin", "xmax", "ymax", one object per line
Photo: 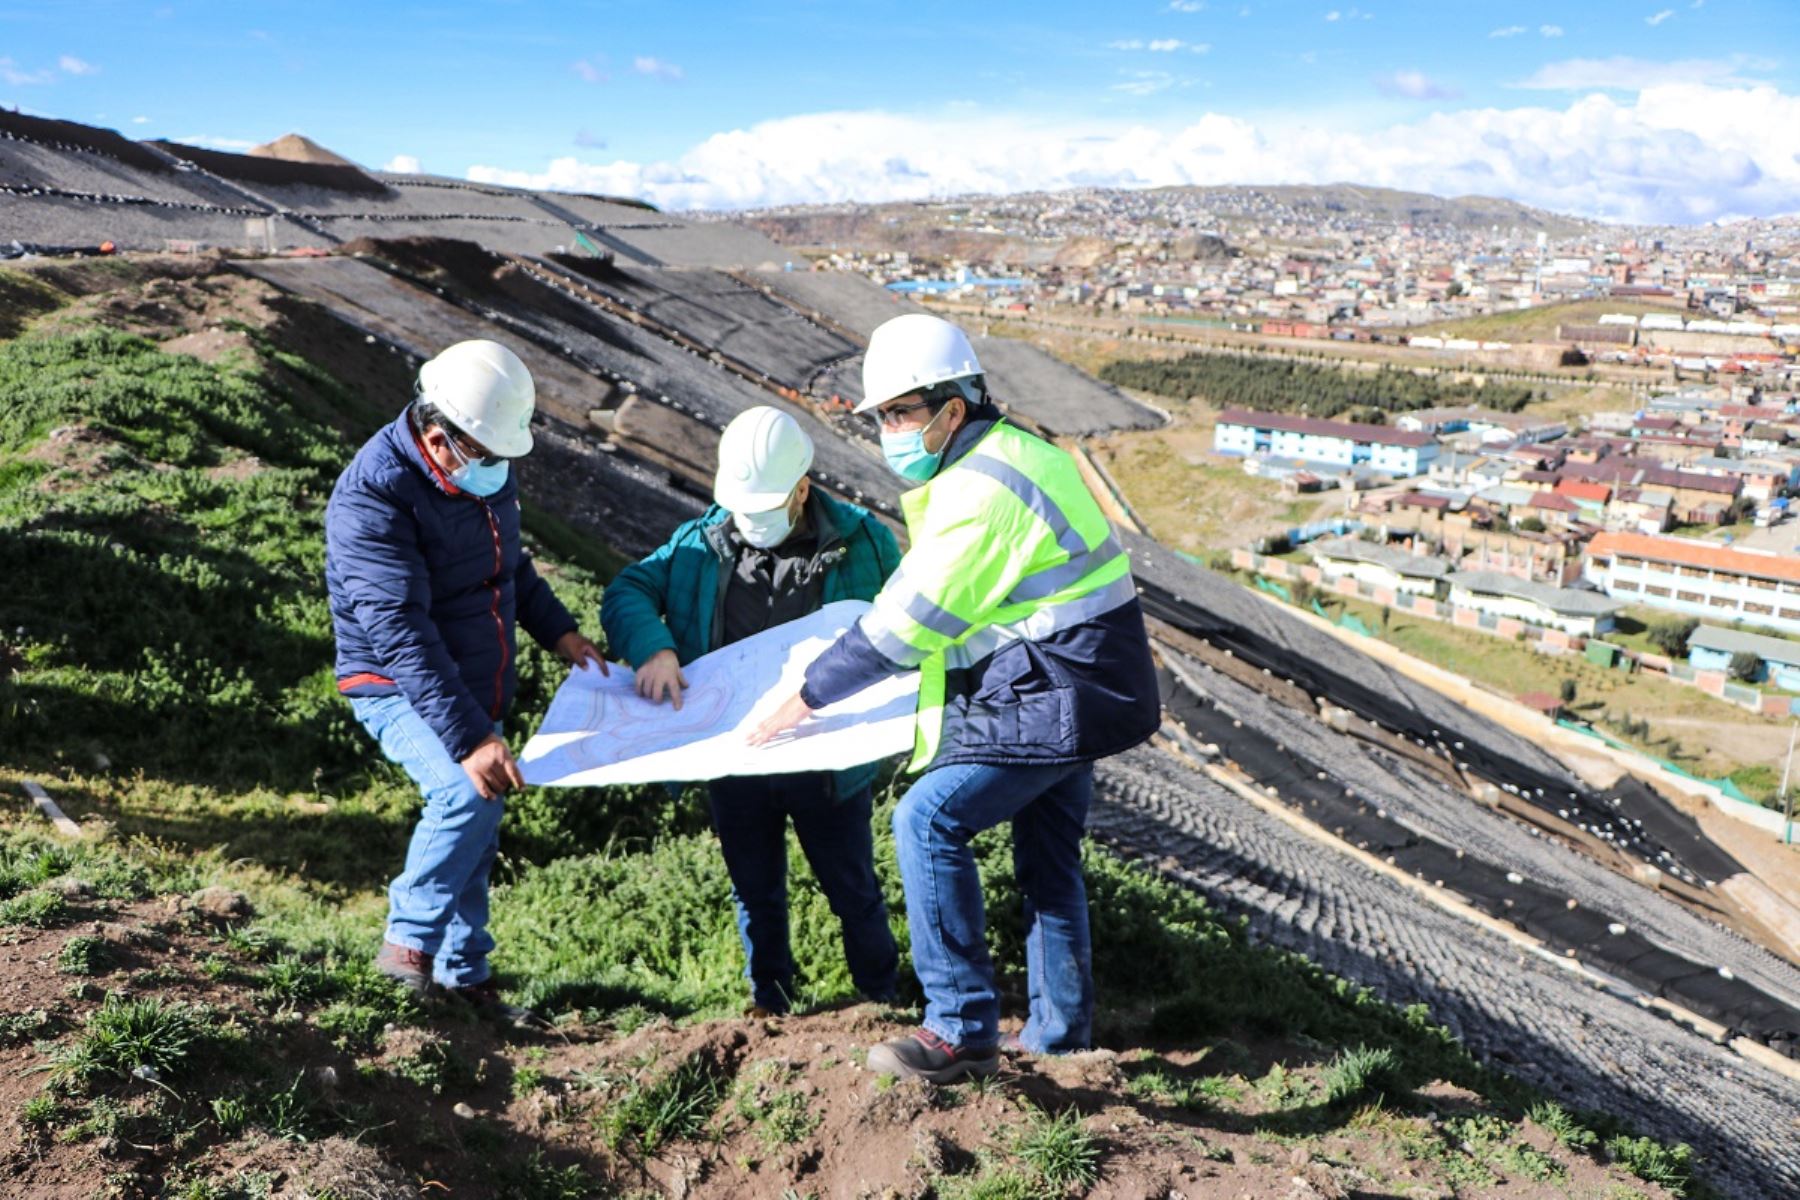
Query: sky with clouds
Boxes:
[{"xmin": 4, "ymin": 0, "xmax": 1797, "ymax": 224}]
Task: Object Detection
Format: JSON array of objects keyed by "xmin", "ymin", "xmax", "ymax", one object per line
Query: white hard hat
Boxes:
[
  {"xmin": 714, "ymin": 406, "xmax": 814, "ymax": 512},
  {"xmin": 856, "ymin": 313, "xmax": 983, "ymax": 414},
  {"xmin": 416, "ymin": 340, "xmax": 536, "ymax": 458}
]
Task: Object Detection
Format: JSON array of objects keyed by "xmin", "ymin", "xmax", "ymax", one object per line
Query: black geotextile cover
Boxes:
[
  {"xmin": 1156, "ymin": 663, "xmax": 1798, "ymax": 1058},
  {"xmin": 1138, "ymin": 578, "xmax": 1747, "ymax": 887}
]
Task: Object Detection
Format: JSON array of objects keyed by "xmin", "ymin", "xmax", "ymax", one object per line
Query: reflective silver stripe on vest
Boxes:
[
  {"xmin": 959, "ymin": 455, "xmax": 1090, "ymax": 560},
  {"xmin": 860, "ymin": 610, "xmax": 932, "ymax": 668},
  {"xmin": 943, "ymin": 572, "xmax": 1138, "ymax": 670},
  {"xmin": 1005, "ymin": 532, "xmax": 1125, "ymax": 604},
  {"xmin": 871, "ymin": 563, "xmax": 974, "ymax": 645}
]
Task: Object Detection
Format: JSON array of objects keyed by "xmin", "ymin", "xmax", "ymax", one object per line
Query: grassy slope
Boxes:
[{"xmin": 0, "ymin": 264, "xmax": 1702, "ymax": 1198}]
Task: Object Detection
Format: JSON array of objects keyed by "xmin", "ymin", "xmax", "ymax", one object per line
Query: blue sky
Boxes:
[{"xmin": 4, "ymin": 1, "xmax": 1798, "ymax": 222}]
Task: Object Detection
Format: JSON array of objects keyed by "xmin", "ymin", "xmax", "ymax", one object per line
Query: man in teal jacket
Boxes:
[{"xmin": 601, "ymin": 406, "xmax": 901, "ymax": 1014}]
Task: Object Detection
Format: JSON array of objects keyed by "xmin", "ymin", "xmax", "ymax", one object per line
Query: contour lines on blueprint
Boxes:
[{"xmin": 519, "ymin": 599, "xmax": 918, "ymax": 787}]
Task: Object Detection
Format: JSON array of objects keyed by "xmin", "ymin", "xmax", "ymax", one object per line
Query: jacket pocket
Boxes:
[{"xmin": 963, "ymin": 641, "xmax": 1076, "ymax": 754}]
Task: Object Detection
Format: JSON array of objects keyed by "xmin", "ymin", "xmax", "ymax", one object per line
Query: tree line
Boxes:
[{"xmin": 1100, "ymin": 352, "xmax": 1541, "ymax": 421}]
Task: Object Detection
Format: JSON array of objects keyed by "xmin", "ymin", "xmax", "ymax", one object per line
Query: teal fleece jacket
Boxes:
[{"xmin": 600, "ymin": 492, "xmax": 901, "ymax": 797}]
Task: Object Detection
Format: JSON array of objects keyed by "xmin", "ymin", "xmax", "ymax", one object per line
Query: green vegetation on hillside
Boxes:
[{"xmin": 1100, "ymin": 351, "xmax": 1544, "ymax": 421}]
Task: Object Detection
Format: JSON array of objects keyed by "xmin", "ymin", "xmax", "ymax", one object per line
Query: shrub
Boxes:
[{"xmin": 1648, "ymin": 616, "xmax": 1699, "ymax": 658}]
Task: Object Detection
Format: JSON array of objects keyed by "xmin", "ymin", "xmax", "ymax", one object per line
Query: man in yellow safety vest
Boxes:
[{"xmin": 752, "ymin": 313, "xmax": 1161, "ymax": 1082}]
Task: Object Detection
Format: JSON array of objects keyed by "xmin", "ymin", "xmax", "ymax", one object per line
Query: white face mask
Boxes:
[{"xmin": 733, "ymin": 489, "xmax": 801, "ymax": 548}]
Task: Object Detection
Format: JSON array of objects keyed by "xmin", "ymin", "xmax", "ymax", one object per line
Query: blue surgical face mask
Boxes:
[
  {"xmin": 443, "ymin": 434, "xmax": 511, "ymax": 497},
  {"xmin": 880, "ymin": 404, "xmax": 950, "ymax": 482},
  {"xmin": 452, "ymin": 458, "xmax": 510, "ymax": 496}
]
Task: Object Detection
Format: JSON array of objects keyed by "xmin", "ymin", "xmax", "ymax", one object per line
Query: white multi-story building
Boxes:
[
  {"xmin": 1215, "ymin": 408, "xmax": 1440, "ymax": 477},
  {"xmin": 1585, "ymin": 531, "xmax": 1800, "ymax": 635}
]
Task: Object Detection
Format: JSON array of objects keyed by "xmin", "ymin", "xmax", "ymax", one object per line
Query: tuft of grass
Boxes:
[
  {"xmin": 1530, "ymin": 1100, "xmax": 1599, "ymax": 1150},
  {"xmin": 1606, "ymin": 1134, "xmax": 1695, "ymax": 1195},
  {"xmin": 57, "ymin": 934, "xmax": 113, "ymax": 976},
  {"xmin": 598, "ymin": 1052, "xmax": 728, "ymax": 1156},
  {"xmin": 391, "ymin": 1037, "xmax": 474, "ymax": 1096},
  {"xmin": 500, "ymin": 1149, "xmax": 601, "ymax": 1200},
  {"xmin": 1321, "ymin": 1044, "xmax": 1404, "ymax": 1106},
  {"xmin": 0, "ymin": 888, "xmax": 68, "ymax": 927},
  {"xmin": 1013, "ymin": 1107, "xmax": 1102, "ymax": 1193},
  {"xmin": 22, "ymin": 1092, "xmax": 61, "ymax": 1128},
  {"xmin": 210, "ymin": 1094, "xmax": 250, "ymax": 1137},
  {"xmin": 733, "ymin": 1061, "xmax": 821, "ymax": 1150},
  {"xmin": 49, "ymin": 993, "xmax": 213, "ymax": 1089},
  {"xmin": 936, "ymin": 1167, "xmax": 1039, "ymax": 1200}
]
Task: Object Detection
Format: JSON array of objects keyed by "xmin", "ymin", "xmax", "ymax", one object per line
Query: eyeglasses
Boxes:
[
  {"xmin": 869, "ymin": 397, "xmax": 943, "ymax": 430},
  {"xmin": 439, "ymin": 428, "xmax": 505, "ymax": 468}
]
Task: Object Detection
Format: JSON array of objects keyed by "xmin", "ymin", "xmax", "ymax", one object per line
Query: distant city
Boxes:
[{"xmin": 729, "ymin": 185, "xmax": 1800, "ymax": 380}]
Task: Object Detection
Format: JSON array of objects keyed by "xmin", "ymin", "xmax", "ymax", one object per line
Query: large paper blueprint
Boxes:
[{"xmin": 519, "ymin": 600, "xmax": 917, "ymax": 787}]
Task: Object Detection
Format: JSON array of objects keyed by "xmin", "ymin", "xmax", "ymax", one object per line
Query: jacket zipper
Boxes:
[{"xmin": 479, "ymin": 499, "xmax": 507, "ymax": 719}]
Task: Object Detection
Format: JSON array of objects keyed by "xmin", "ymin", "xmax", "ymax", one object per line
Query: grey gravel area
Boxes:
[
  {"xmin": 751, "ymin": 267, "xmax": 922, "ymax": 336},
  {"xmin": 1, "ymin": 139, "xmax": 256, "ymax": 209},
  {"xmin": 1, "ymin": 193, "xmax": 305, "ymax": 253},
  {"xmin": 1169, "ymin": 647, "xmax": 1800, "ymax": 1014},
  {"xmin": 1125, "ymin": 533, "xmax": 1586, "ymax": 787},
  {"xmin": 235, "ymin": 254, "xmax": 902, "ymax": 515},
  {"xmin": 561, "ymin": 264, "xmax": 859, "ymax": 392},
  {"xmin": 232, "ymin": 256, "xmax": 613, "ymax": 426},
  {"xmin": 751, "ymin": 268, "xmax": 1162, "ymax": 434},
  {"xmin": 600, "ymin": 221, "xmax": 793, "ymax": 269},
  {"xmin": 1090, "ymin": 744, "xmax": 1800, "ymax": 1200},
  {"xmin": 496, "ymin": 259, "xmax": 901, "ymax": 512}
]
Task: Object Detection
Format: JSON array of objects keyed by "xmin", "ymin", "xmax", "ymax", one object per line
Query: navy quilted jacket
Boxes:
[{"xmin": 325, "ymin": 408, "xmax": 577, "ymax": 760}]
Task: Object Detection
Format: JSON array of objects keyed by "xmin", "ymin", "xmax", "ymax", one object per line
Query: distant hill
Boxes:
[
  {"xmin": 1163, "ymin": 182, "xmax": 1593, "ymax": 236},
  {"xmin": 248, "ymin": 132, "xmax": 358, "ymax": 167}
]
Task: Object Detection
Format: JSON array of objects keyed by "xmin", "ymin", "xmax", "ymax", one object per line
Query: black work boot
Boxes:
[
  {"xmin": 867, "ymin": 1028, "xmax": 999, "ymax": 1084},
  {"xmin": 446, "ymin": 976, "xmax": 539, "ymax": 1026}
]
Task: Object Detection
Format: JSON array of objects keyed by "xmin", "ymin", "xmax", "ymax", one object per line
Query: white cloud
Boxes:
[
  {"xmin": 1325, "ymin": 9, "xmax": 1340, "ymax": 20},
  {"xmin": 1490, "ymin": 25, "xmax": 1526, "ymax": 38},
  {"xmin": 58, "ymin": 55, "xmax": 97, "ymax": 75},
  {"xmin": 1112, "ymin": 70, "xmax": 1175, "ymax": 95},
  {"xmin": 1112, "ymin": 37, "xmax": 1209, "ymax": 53},
  {"xmin": 1646, "ymin": 8, "xmax": 1675, "ymax": 25},
  {"xmin": 131, "ymin": 115, "xmax": 148, "ymax": 124},
  {"xmin": 174, "ymin": 135, "xmax": 257, "ymax": 150},
  {"xmin": 1378, "ymin": 70, "xmax": 1461, "ymax": 100},
  {"xmin": 1540, "ymin": 24, "xmax": 1564, "ymax": 37},
  {"xmin": 574, "ymin": 129, "xmax": 606, "ymax": 149},
  {"xmin": 0, "ymin": 58, "xmax": 54, "ymax": 86},
  {"xmin": 571, "ymin": 58, "xmax": 606, "ymax": 84},
  {"xmin": 632, "ymin": 56, "xmax": 683, "ymax": 81},
  {"xmin": 1168, "ymin": 1, "xmax": 1206, "ymax": 10},
  {"xmin": 383, "ymin": 154, "xmax": 421, "ymax": 174},
  {"xmin": 1512, "ymin": 55, "xmax": 1771, "ymax": 90},
  {"xmin": 464, "ymin": 82, "xmax": 1800, "ymax": 225}
]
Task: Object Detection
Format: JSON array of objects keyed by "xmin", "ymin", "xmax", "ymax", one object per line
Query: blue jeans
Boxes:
[
  {"xmin": 708, "ymin": 773, "xmax": 898, "ymax": 1013},
  {"xmin": 893, "ymin": 760, "xmax": 1095, "ymax": 1053},
  {"xmin": 351, "ymin": 694, "xmax": 503, "ymax": 989}
]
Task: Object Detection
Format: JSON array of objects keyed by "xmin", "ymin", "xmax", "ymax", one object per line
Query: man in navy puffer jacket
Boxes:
[{"xmin": 325, "ymin": 340, "xmax": 603, "ymax": 1012}]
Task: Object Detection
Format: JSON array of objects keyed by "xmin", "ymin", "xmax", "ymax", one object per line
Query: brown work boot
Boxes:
[{"xmin": 373, "ymin": 941, "xmax": 433, "ymax": 994}]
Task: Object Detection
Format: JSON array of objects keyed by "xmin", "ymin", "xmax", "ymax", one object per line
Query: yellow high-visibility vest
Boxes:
[{"xmin": 859, "ymin": 421, "xmax": 1137, "ymax": 770}]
